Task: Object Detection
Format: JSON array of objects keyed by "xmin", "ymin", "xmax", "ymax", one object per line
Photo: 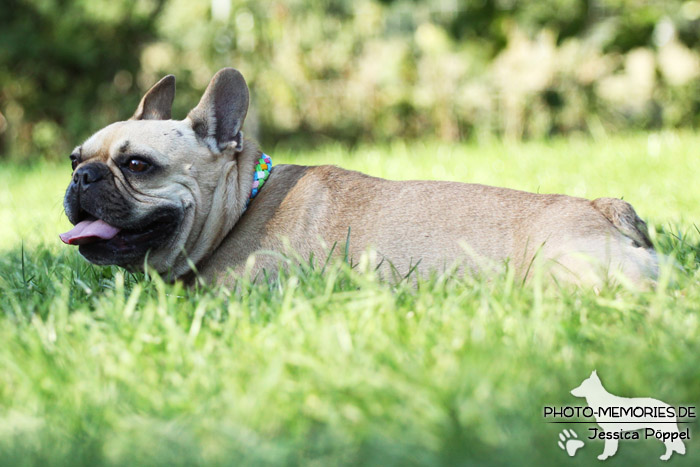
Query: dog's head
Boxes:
[
  {"xmin": 61, "ymin": 68, "xmax": 256, "ymax": 276},
  {"xmin": 570, "ymin": 370, "xmax": 602, "ymax": 398}
]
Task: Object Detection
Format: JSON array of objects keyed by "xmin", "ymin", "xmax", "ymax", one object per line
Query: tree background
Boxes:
[{"xmin": 1, "ymin": 0, "xmax": 699, "ymax": 160}]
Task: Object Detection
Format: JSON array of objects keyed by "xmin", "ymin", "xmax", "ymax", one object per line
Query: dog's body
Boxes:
[
  {"xmin": 199, "ymin": 159, "xmax": 656, "ymax": 285},
  {"xmin": 571, "ymin": 371, "xmax": 686, "ymax": 461},
  {"xmin": 61, "ymin": 68, "xmax": 658, "ymax": 286}
]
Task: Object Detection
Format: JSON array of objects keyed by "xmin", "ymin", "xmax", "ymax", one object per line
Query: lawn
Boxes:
[{"xmin": 0, "ymin": 132, "xmax": 698, "ymax": 466}]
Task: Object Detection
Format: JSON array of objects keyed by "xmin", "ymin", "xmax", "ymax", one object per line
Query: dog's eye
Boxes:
[
  {"xmin": 70, "ymin": 156, "xmax": 78, "ymax": 171},
  {"xmin": 126, "ymin": 158, "xmax": 150, "ymax": 173}
]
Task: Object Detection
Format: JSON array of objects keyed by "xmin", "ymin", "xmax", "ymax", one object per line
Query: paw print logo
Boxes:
[{"xmin": 558, "ymin": 429, "xmax": 584, "ymax": 457}]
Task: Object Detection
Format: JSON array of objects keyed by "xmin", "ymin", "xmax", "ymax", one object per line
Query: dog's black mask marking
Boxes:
[
  {"xmin": 63, "ymin": 161, "xmax": 183, "ymax": 267},
  {"xmin": 65, "ymin": 163, "xmax": 132, "ymax": 227}
]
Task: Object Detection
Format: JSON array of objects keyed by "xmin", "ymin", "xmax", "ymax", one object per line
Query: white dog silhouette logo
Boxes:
[{"xmin": 571, "ymin": 370, "xmax": 686, "ymax": 461}]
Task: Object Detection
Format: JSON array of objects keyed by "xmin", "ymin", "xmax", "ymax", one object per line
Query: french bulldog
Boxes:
[{"xmin": 60, "ymin": 68, "xmax": 658, "ymax": 286}]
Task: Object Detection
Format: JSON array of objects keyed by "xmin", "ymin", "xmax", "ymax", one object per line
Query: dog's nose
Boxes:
[{"xmin": 73, "ymin": 163, "xmax": 109, "ymax": 190}]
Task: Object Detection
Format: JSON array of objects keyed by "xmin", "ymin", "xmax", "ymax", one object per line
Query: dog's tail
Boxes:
[{"xmin": 592, "ymin": 198, "xmax": 653, "ymax": 249}]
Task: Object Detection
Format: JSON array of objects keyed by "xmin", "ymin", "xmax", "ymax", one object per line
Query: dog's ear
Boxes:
[
  {"xmin": 187, "ymin": 67, "xmax": 249, "ymax": 152},
  {"xmin": 131, "ymin": 75, "xmax": 176, "ymax": 121}
]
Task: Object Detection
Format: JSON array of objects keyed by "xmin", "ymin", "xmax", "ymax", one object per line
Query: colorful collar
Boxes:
[{"xmin": 247, "ymin": 153, "xmax": 272, "ymax": 206}]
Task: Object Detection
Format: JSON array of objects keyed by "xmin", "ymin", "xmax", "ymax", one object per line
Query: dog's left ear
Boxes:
[
  {"xmin": 187, "ymin": 67, "xmax": 249, "ymax": 152},
  {"xmin": 131, "ymin": 75, "xmax": 176, "ymax": 121}
]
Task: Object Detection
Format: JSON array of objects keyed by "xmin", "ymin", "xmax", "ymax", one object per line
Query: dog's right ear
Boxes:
[
  {"xmin": 130, "ymin": 75, "xmax": 176, "ymax": 121},
  {"xmin": 187, "ymin": 67, "xmax": 249, "ymax": 153}
]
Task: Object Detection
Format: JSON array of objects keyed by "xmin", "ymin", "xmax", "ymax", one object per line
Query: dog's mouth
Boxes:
[
  {"xmin": 60, "ymin": 214, "xmax": 170, "ymax": 247},
  {"xmin": 59, "ymin": 207, "xmax": 182, "ymax": 266},
  {"xmin": 60, "ymin": 216, "xmax": 122, "ymax": 245}
]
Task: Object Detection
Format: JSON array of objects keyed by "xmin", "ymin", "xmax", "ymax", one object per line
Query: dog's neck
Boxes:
[{"xmin": 168, "ymin": 139, "xmax": 263, "ymax": 279}]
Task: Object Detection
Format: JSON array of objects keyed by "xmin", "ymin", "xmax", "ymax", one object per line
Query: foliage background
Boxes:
[{"xmin": 2, "ymin": 0, "xmax": 700, "ymax": 160}]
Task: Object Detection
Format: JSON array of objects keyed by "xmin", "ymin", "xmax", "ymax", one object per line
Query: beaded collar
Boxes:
[{"xmin": 246, "ymin": 153, "xmax": 272, "ymax": 207}]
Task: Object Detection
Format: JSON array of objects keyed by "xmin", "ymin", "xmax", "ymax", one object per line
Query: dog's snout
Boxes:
[{"xmin": 74, "ymin": 163, "xmax": 109, "ymax": 190}]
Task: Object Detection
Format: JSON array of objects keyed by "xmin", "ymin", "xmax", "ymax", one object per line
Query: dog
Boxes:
[
  {"xmin": 571, "ymin": 370, "xmax": 686, "ymax": 460},
  {"xmin": 60, "ymin": 68, "xmax": 658, "ymax": 286}
]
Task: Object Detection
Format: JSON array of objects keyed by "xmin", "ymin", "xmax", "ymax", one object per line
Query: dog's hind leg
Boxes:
[
  {"xmin": 598, "ymin": 437, "xmax": 619, "ymax": 460},
  {"xmin": 673, "ymin": 437, "xmax": 687, "ymax": 455},
  {"xmin": 591, "ymin": 198, "xmax": 652, "ymax": 250},
  {"xmin": 660, "ymin": 437, "xmax": 686, "ymax": 461},
  {"xmin": 591, "ymin": 197, "xmax": 658, "ymax": 285}
]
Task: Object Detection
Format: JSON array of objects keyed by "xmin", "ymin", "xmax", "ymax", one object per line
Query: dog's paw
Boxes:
[{"xmin": 558, "ymin": 429, "xmax": 584, "ymax": 457}]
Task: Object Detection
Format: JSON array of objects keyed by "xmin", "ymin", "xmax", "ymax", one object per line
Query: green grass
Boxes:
[{"xmin": 1, "ymin": 132, "xmax": 699, "ymax": 466}]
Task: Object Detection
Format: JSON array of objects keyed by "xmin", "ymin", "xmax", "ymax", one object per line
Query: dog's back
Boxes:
[{"xmin": 310, "ymin": 165, "xmax": 657, "ymax": 283}]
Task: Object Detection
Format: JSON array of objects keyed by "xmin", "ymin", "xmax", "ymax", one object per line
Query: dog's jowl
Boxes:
[{"xmin": 60, "ymin": 68, "xmax": 658, "ymax": 286}]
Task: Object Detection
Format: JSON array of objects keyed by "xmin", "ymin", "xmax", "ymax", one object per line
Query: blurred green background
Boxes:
[
  {"xmin": 1, "ymin": 0, "xmax": 700, "ymax": 161},
  {"xmin": 1, "ymin": 3, "xmax": 700, "ymax": 465}
]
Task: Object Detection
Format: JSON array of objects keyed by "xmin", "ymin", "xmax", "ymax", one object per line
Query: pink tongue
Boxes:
[{"xmin": 59, "ymin": 219, "xmax": 121, "ymax": 245}]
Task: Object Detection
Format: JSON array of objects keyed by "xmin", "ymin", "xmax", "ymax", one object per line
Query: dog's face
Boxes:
[
  {"xmin": 570, "ymin": 370, "xmax": 601, "ymax": 397},
  {"xmin": 61, "ymin": 68, "xmax": 252, "ymax": 275}
]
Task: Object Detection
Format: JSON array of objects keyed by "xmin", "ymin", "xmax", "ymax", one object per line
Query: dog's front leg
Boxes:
[{"xmin": 598, "ymin": 437, "xmax": 619, "ymax": 460}]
